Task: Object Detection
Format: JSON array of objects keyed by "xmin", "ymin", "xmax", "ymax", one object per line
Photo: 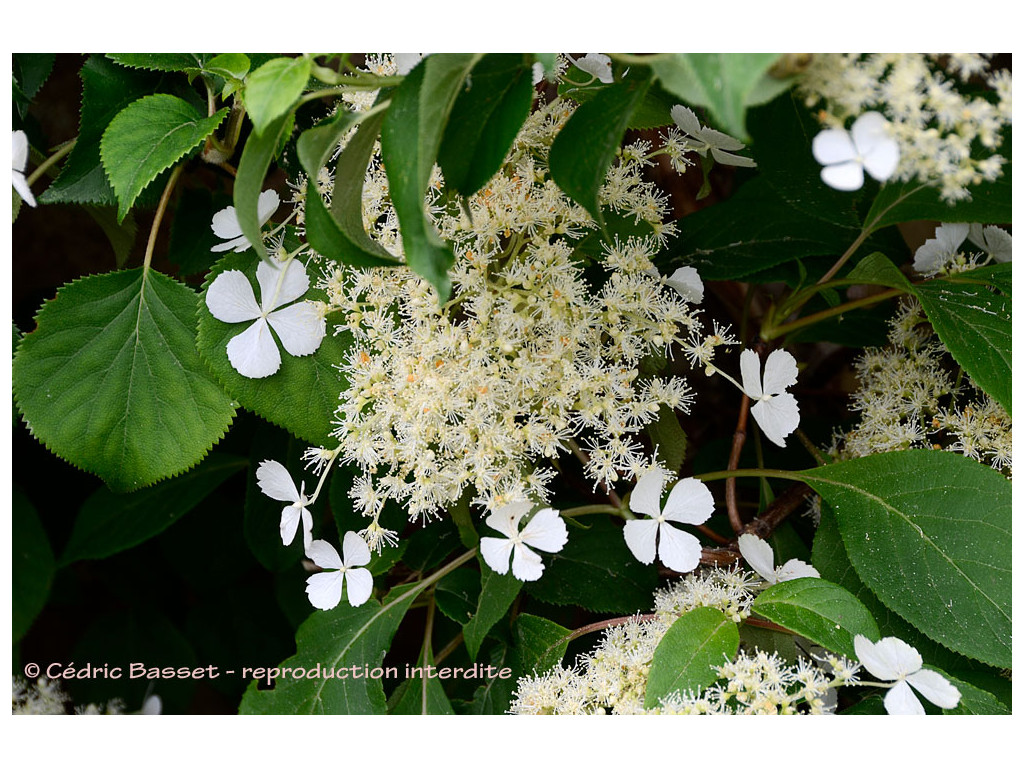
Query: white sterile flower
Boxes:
[
  {"xmin": 670, "ymin": 105, "xmax": 756, "ymax": 168},
  {"xmin": 210, "ymin": 189, "xmax": 280, "ymax": 252},
  {"xmin": 913, "ymin": 222, "xmax": 969, "ymax": 275},
  {"xmin": 12, "ymin": 130, "xmax": 36, "ymax": 207},
  {"xmin": 256, "ymin": 459, "xmax": 313, "ymax": 553},
  {"xmin": 571, "ymin": 53, "xmax": 614, "ymax": 84},
  {"xmin": 968, "ymin": 223, "xmax": 1012, "ymax": 263},
  {"xmin": 737, "ymin": 533, "xmax": 819, "ymax": 585},
  {"xmin": 480, "ymin": 502, "xmax": 568, "ymax": 582},
  {"xmin": 305, "ymin": 533, "xmax": 374, "ymax": 609},
  {"xmin": 624, "ymin": 468, "xmax": 713, "ymax": 574},
  {"xmin": 853, "ymin": 635, "xmax": 961, "ymax": 715},
  {"xmin": 739, "ymin": 349, "xmax": 800, "ymax": 448},
  {"xmin": 665, "ymin": 266, "xmax": 704, "ymax": 304},
  {"xmin": 812, "ymin": 111, "xmax": 900, "ymax": 191},
  {"xmin": 205, "ymin": 258, "xmax": 326, "ymax": 379}
]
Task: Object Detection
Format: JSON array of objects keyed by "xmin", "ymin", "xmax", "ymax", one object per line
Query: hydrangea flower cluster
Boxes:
[
  {"xmin": 798, "ymin": 54, "xmax": 1012, "ymax": 202},
  {"xmin": 12, "ymin": 677, "xmax": 161, "ymax": 715},
  {"xmin": 310, "ymin": 98, "xmax": 713, "ymax": 538},
  {"xmin": 834, "ymin": 298, "xmax": 1011, "ymax": 473}
]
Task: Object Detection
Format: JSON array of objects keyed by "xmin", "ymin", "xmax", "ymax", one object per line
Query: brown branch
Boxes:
[
  {"xmin": 739, "ymin": 481, "xmax": 814, "ymax": 540},
  {"xmin": 725, "ymin": 393, "xmax": 750, "ymax": 534}
]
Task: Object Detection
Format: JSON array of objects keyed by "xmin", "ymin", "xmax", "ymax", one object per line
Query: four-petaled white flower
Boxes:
[
  {"xmin": 739, "ymin": 349, "xmax": 800, "ymax": 448},
  {"xmin": 624, "ymin": 469, "xmax": 713, "ymax": 574},
  {"xmin": 571, "ymin": 53, "xmax": 613, "ymax": 84},
  {"xmin": 205, "ymin": 258, "xmax": 326, "ymax": 379},
  {"xmin": 305, "ymin": 533, "xmax": 374, "ymax": 609},
  {"xmin": 211, "ymin": 189, "xmax": 280, "ymax": 252},
  {"xmin": 670, "ymin": 105, "xmax": 757, "ymax": 168},
  {"xmin": 480, "ymin": 502, "xmax": 568, "ymax": 582},
  {"xmin": 256, "ymin": 459, "xmax": 313, "ymax": 553},
  {"xmin": 13, "ymin": 130, "xmax": 36, "ymax": 207},
  {"xmin": 737, "ymin": 533, "xmax": 819, "ymax": 585},
  {"xmin": 968, "ymin": 223, "xmax": 1012, "ymax": 263},
  {"xmin": 913, "ymin": 222, "xmax": 969, "ymax": 275},
  {"xmin": 853, "ymin": 635, "xmax": 961, "ymax": 715},
  {"xmin": 812, "ymin": 111, "xmax": 900, "ymax": 191}
]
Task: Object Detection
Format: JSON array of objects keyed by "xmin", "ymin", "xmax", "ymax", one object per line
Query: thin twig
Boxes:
[
  {"xmin": 725, "ymin": 393, "xmax": 751, "ymax": 534},
  {"xmin": 142, "ymin": 164, "xmax": 184, "ymax": 273}
]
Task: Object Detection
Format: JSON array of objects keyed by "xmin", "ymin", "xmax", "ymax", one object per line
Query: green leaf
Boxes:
[
  {"xmin": 296, "ymin": 108, "xmax": 359, "ymax": 181},
  {"xmin": 438, "ymin": 54, "xmax": 535, "ymax": 197},
  {"xmin": 549, "ymin": 69, "xmax": 652, "ymax": 229},
  {"xmin": 644, "ymin": 607, "xmax": 740, "ymax": 708},
  {"xmin": 204, "ymin": 53, "xmax": 250, "ymax": 85},
  {"xmin": 232, "ymin": 113, "xmax": 293, "ymax": 263},
  {"xmin": 100, "ymin": 94, "xmax": 228, "ymax": 221},
  {"xmin": 61, "ymin": 453, "xmax": 246, "ymax": 565},
  {"xmin": 650, "ymin": 53, "xmax": 783, "ymax": 140},
  {"xmin": 239, "ymin": 587, "xmax": 419, "ymax": 714},
  {"xmin": 752, "ymin": 578, "xmax": 880, "ymax": 659},
  {"xmin": 13, "ymin": 488, "xmax": 55, "ymax": 642},
  {"xmin": 524, "ymin": 516, "xmax": 659, "ymax": 613},
  {"xmin": 941, "ymin": 672, "xmax": 1010, "ymax": 715},
  {"xmin": 646, "ymin": 405, "xmax": 688, "ymax": 474},
  {"xmin": 304, "ymin": 184, "xmax": 399, "ymax": 268},
  {"xmin": 844, "ymin": 251, "xmax": 912, "ymax": 290},
  {"xmin": 388, "ymin": 643, "xmax": 456, "ymax": 715},
  {"xmin": 381, "ymin": 54, "xmax": 481, "ymax": 300},
  {"xmin": 107, "ymin": 53, "xmax": 209, "ymax": 75},
  {"xmin": 463, "ymin": 557, "xmax": 522, "ymax": 662},
  {"xmin": 41, "ymin": 56, "xmax": 160, "ymax": 206},
  {"xmin": 435, "ymin": 569, "xmax": 480, "ymax": 625},
  {"xmin": 82, "ymin": 205, "xmax": 138, "ymax": 268},
  {"xmin": 14, "ymin": 268, "xmax": 236, "ymax": 492},
  {"xmin": 196, "ymin": 250, "xmax": 350, "ymax": 445},
  {"xmin": 244, "ymin": 56, "xmax": 311, "ymax": 136},
  {"xmin": 512, "ymin": 614, "xmax": 572, "ymax": 677},
  {"xmin": 801, "ymin": 451, "xmax": 1011, "ymax": 668},
  {"xmin": 957, "ymin": 262, "xmax": 1011, "ymax": 296},
  {"xmin": 559, "ymin": 77, "xmax": 681, "ymax": 130},
  {"xmin": 913, "ymin": 278, "xmax": 1011, "ymax": 415},
  {"xmin": 13, "ymin": 53, "xmax": 55, "ymax": 118}
]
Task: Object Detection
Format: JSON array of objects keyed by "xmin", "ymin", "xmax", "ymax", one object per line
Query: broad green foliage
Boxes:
[
  {"xmin": 802, "ymin": 451, "xmax": 1011, "ymax": 668},
  {"xmin": 100, "ymin": 94, "xmax": 227, "ymax": 221},
  {"xmin": 231, "ymin": 111, "xmax": 292, "ymax": 263},
  {"xmin": 644, "ymin": 607, "xmax": 740, "ymax": 708},
  {"xmin": 107, "ymin": 53, "xmax": 209, "ymax": 75},
  {"xmin": 463, "ymin": 558, "xmax": 522, "ymax": 662},
  {"xmin": 13, "ymin": 268, "xmax": 237, "ymax": 492},
  {"xmin": 61, "ymin": 454, "xmax": 246, "ymax": 564},
  {"xmin": 196, "ymin": 251, "xmax": 350, "ymax": 445},
  {"xmin": 244, "ymin": 56, "xmax": 311, "ymax": 136},
  {"xmin": 12, "ymin": 489, "xmax": 55, "ymax": 642}
]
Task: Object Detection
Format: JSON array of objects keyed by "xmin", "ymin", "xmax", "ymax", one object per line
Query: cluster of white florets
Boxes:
[
  {"xmin": 798, "ymin": 53, "xmax": 1012, "ymax": 202},
  {"xmin": 834, "ymin": 299, "xmax": 1011, "ymax": 473},
  {"xmin": 303, "ymin": 98, "xmax": 710, "ymax": 535},
  {"xmin": 12, "ymin": 676, "xmax": 159, "ymax": 715}
]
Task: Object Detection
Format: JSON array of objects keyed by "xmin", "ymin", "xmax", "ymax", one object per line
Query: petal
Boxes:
[
  {"xmin": 13, "ymin": 130, "xmax": 29, "ymax": 170},
  {"xmin": 267, "ymin": 302, "xmax": 326, "ymax": 357},
  {"xmin": 913, "ymin": 238, "xmax": 952, "ymax": 274},
  {"xmin": 936, "ymin": 222, "xmax": 969, "ymax": 251},
  {"xmin": 623, "ymin": 519, "xmax": 659, "ymax": 564},
  {"xmin": 394, "ymin": 53, "xmax": 424, "ymax": 76},
  {"xmin": 970, "ymin": 224, "xmax": 1012, "ymax": 263},
  {"xmin": 812, "ymin": 128, "xmax": 857, "ymax": 165},
  {"xmin": 662, "ymin": 477, "xmax": 714, "ymax": 525},
  {"xmin": 577, "ymin": 53, "xmax": 613, "ymax": 83},
  {"xmin": 737, "ymin": 533, "xmax": 777, "ymax": 582},
  {"xmin": 738, "ymin": 349, "xmax": 763, "ymax": 399},
  {"xmin": 883, "ymin": 679, "xmax": 925, "ymax": 715},
  {"xmin": 750, "ymin": 393, "xmax": 800, "ymax": 448},
  {"xmin": 256, "ymin": 258, "xmax": 310, "ymax": 313},
  {"xmin": 854, "ymin": 635, "xmax": 921, "ymax": 681},
  {"xmin": 210, "ymin": 205, "xmax": 244, "ymax": 240},
  {"xmin": 850, "ymin": 111, "xmax": 892, "ymax": 153},
  {"xmin": 205, "ymin": 270, "xmax": 261, "ymax": 323},
  {"xmin": 256, "ymin": 189, "xmax": 281, "ymax": 225},
  {"xmin": 670, "ymin": 105, "xmax": 702, "ymax": 137},
  {"xmin": 776, "ymin": 558, "xmax": 820, "ymax": 582},
  {"xmin": 629, "ymin": 467, "xmax": 665, "ymax": 518},
  {"xmin": 480, "ymin": 536, "xmax": 514, "ymax": 574},
  {"xmin": 225, "ymin": 318, "xmax": 282, "ymax": 379},
  {"xmin": 12, "ymin": 170, "xmax": 36, "ymax": 207},
  {"xmin": 820, "ymin": 160, "xmax": 865, "ymax": 191},
  {"xmin": 210, "ymin": 234, "xmax": 252, "ymax": 253},
  {"xmin": 256, "ymin": 459, "xmax": 301, "ymax": 503},
  {"xmin": 280, "ymin": 503, "xmax": 302, "ymax": 545},
  {"xmin": 343, "ymin": 567, "xmax": 374, "ymax": 606},
  {"xmin": 511, "ymin": 543, "xmax": 545, "ymax": 581},
  {"xmin": 861, "ymin": 137, "xmax": 900, "ymax": 182},
  {"xmin": 300, "ymin": 507, "xmax": 313, "ymax": 555},
  {"xmin": 701, "ymin": 127, "xmax": 745, "ymax": 152},
  {"xmin": 306, "ymin": 539, "xmax": 344, "ymax": 570},
  {"xmin": 761, "ymin": 349, "xmax": 798, "ymax": 396},
  {"xmin": 655, "ymin": 523, "xmax": 702, "ymax": 573},
  {"xmin": 907, "ymin": 669, "xmax": 961, "ymax": 710},
  {"xmin": 666, "ymin": 266, "xmax": 704, "ymax": 304},
  {"xmin": 305, "ymin": 571, "xmax": 344, "ymax": 610},
  {"xmin": 710, "ymin": 147, "xmax": 757, "ymax": 168},
  {"xmin": 520, "ymin": 508, "xmax": 568, "ymax": 553},
  {"xmin": 485, "ymin": 501, "xmax": 531, "ymax": 538},
  {"xmin": 341, "ymin": 530, "xmax": 372, "ymax": 568}
]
